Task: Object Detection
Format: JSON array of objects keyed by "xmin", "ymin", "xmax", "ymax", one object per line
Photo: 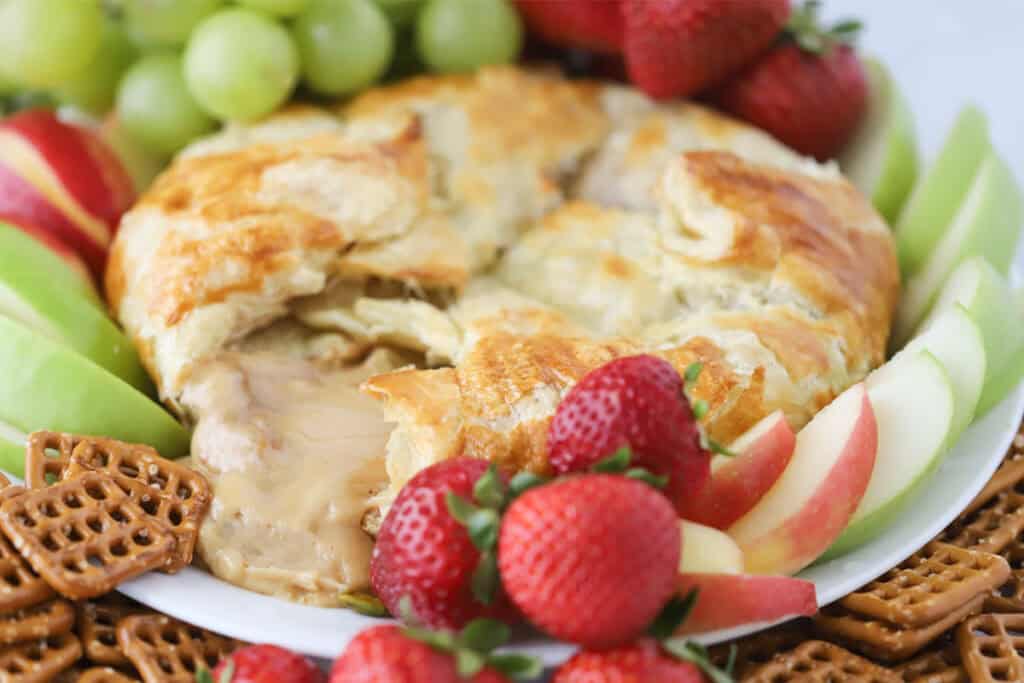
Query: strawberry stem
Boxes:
[{"xmin": 785, "ymin": 0, "xmax": 862, "ymax": 54}]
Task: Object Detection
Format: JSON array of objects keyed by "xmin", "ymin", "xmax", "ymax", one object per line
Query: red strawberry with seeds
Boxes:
[
  {"xmin": 553, "ymin": 639, "xmax": 705, "ymax": 682},
  {"xmin": 515, "ymin": 0, "xmax": 626, "ymax": 54},
  {"xmin": 498, "ymin": 475, "xmax": 681, "ymax": 649},
  {"xmin": 623, "ymin": 0, "xmax": 791, "ymax": 99},
  {"xmin": 329, "ymin": 625, "xmax": 512, "ymax": 683},
  {"xmin": 547, "ymin": 354, "xmax": 711, "ymax": 511},
  {"xmin": 209, "ymin": 644, "xmax": 324, "ymax": 683},
  {"xmin": 712, "ymin": 1, "xmax": 868, "ymax": 160},
  {"xmin": 371, "ymin": 458, "xmax": 515, "ymax": 630}
]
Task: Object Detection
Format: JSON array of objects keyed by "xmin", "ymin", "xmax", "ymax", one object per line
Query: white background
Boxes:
[{"xmin": 828, "ymin": 0, "xmax": 1023, "ymax": 187}]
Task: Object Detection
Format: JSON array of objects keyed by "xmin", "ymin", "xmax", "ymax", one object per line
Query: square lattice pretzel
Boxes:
[
  {"xmin": 0, "ymin": 472, "xmax": 175, "ymax": 600},
  {"xmin": 23, "ymin": 431, "xmax": 96, "ymax": 489},
  {"xmin": 67, "ymin": 438, "xmax": 211, "ymax": 573},
  {"xmin": 937, "ymin": 486, "xmax": 1024, "ymax": 554},
  {"xmin": 0, "ymin": 632, "xmax": 82, "ymax": 683},
  {"xmin": 0, "ymin": 598, "xmax": 74, "ymax": 645},
  {"xmin": 117, "ymin": 614, "xmax": 241, "ymax": 683},
  {"xmin": 896, "ymin": 642, "xmax": 968, "ymax": 683},
  {"xmin": 956, "ymin": 612, "xmax": 1024, "ymax": 683},
  {"xmin": 78, "ymin": 595, "xmax": 149, "ymax": 666},
  {"xmin": 743, "ymin": 640, "xmax": 901, "ymax": 683},
  {"xmin": 965, "ymin": 426, "xmax": 1024, "ymax": 515},
  {"xmin": 840, "ymin": 542, "xmax": 1010, "ymax": 627}
]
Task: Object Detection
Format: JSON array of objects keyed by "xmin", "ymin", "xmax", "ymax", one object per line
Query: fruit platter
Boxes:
[{"xmin": 0, "ymin": 0, "xmax": 1022, "ymax": 680}]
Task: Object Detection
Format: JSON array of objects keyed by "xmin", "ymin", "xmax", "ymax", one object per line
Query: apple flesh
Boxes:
[
  {"xmin": 0, "ymin": 234, "xmax": 151, "ymax": 392},
  {"xmin": 839, "ymin": 58, "xmax": 919, "ymax": 224},
  {"xmin": 679, "ymin": 520, "xmax": 744, "ymax": 575},
  {"xmin": 0, "ymin": 421, "xmax": 24, "ymax": 478},
  {"xmin": 895, "ymin": 106, "xmax": 990, "ymax": 276},
  {"xmin": 727, "ymin": 383, "xmax": 877, "ymax": 575},
  {"xmin": 677, "ymin": 410, "xmax": 795, "ymax": 530},
  {"xmin": 822, "ymin": 350, "xmax": 955, "ymax": 560},
  {"xmin": 674, "ymin": 573, "xmax": 817, "ymax": 635},
  {"xmin": 920, "ymin": 257, "xmax": 1024, "ymax": 416},
  {"xmin": 0, "ymin": 316, "xmax": 189, "ymax": 458},
  {"xmin": 893, "ymin": 151, "xmax": 1023, "ymax": 347},
  {"xmin": 0, "ymin": 221, "xmax": 99, "ymax": 308}
]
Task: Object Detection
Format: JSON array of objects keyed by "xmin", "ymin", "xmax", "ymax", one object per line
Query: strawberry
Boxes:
[
  {"xmin": 515, "ymin": 0, "xmax": 625, "ymax": 54},
  {"xmin": 712, "ymin": 1, "xmax": 868, "ymax": 160},
  {"xmin": 553, "ymin": 639, "xmax": 704, "ymax": 682},
  {"xmin": 371, "ymin": 458, "xmax": 515, "ymax": 630},
  {"xmin": 623, "ymin": 0, "xmax": 791, "ymax": 99},
  {"xmin": 498, "ymin": 475, "xmax": 681, "ymax": 649},
  {"xmin": 329, "ymin": 625, "xmax": 507, "ymax": 683},
  {"xmin": 547, "ymin": 355, "xmax": 711, "ymax": 511},
  {"xmin": 207, "ymin": 644, "xmax": 324, "ymax": 683}
]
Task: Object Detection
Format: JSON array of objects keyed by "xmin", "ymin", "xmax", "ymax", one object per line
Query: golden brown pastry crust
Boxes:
[{"xmin": 108, "ymin": 66, "xmax": 898, "ymax": 520}]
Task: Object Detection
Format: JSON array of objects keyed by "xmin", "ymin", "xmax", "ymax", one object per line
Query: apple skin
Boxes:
[
  {"xmin": 895, "ymin": 105, "xmax": 990, "ymax": 276},
  {"xmin": 674, "ymin": 573, "xmax": 817, "ymax": 635},
  {"xmin": 677, "ymin": 410, "xmax": 795, "ymax": 530},
  {"xmin": 0, "ymin": 434, "xmax": 22, "ymax": 478},
  {"xmin": 921, "ymin": 257, "xmax": 1024, "ymax": 416},
  {"xmin": 839, "ymin": 58, "xmax": 919, "ymax": 224},
  {"xmin": 0, "ymin": 239, "xmax": 152, "ymax": 392},
  {"xmin": 0, "ymin": 159, "xmax": 109, "ymax": 276},
  {"xmin": 0, "ymin": 221, "xmax": 99, "ymax": 306},
  {"xmin": 2, "ymin": 109, "xmax": 135, "ymax": 237},
  {"xmin": 894, "ymin": 151, "xmax": 1024, "ymax": 347},
  {"xmin": 821, "ymin": 351, "xmax": 955, "ymax": 561},
  {"xmin": 0, "ymin": 316, "xmax": 189, "ymax": 458},
  {"xmin": 679, "ymin": 520, "xmax": 744, "ymax": 575},
  {"xmin": 728, "ymin": 383, "xmax": 877, "ymax": 576}
]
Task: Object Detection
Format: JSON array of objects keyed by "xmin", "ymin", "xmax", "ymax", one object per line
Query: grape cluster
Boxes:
[{"xmin": 0, "ymin": 0, "xmax": 523, "ymax": 156}]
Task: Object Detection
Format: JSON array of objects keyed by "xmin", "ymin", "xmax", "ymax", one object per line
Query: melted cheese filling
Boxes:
[{"xmin": 181, "ymin": 349, "xmax": 399, "ymax": 605}]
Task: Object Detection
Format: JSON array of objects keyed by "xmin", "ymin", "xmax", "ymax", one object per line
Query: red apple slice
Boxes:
[
  {"xmin": 679, "ymin": 520, "xmax": 744, "ymax": 574},
  {"xmin": 675, "ymin": 573, "xmax": 817, "ymax": 635},
  {"xmin": 677, "ymin": 410, "xmax": 795, "ymax": 529},
  {"xmin": 727, "ymin": 383, "xmax": 878, "ymax": 575}
]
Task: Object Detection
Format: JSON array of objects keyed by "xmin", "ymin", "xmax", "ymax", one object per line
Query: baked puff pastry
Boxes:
[{"xmin": 108, "ymin": 66, "xmax": 898, "ymax": 596}]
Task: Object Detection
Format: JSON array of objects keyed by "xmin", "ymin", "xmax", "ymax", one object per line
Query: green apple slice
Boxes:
[
  {"xmin": 895, "ymin": 106, "xmax": 991, "ymax": 276},
  {"xmin": 918, "ymin": 257, "xmax": 1024, "ymax": 416},
  {"xmin": 823, "ymin": 350, "xmax": 955, "ymax": 559},
  {"xmin": 893, "ymin": 151, "xmax": 1024, "ymax": 347},
  {"xmin": 0, "ymin": 316, "xmax": 189, "ymax": 458},
  {"xmin": 0, "ymin": 223, "xmax": 101, "ymax": 309},
  {"xmin": 0, "ymin": 251, "xmax": 153, "ymax": 392},
  {"xmin": 839, "ymin": 58, "xmax": 919, "ymax": 224},
  {"xmin": 0, "ymin": 421, "xmax": 25, "ymax": 477},
  {"xmin": 903, "ymin": 304, "xmax": 985, "ymax": 440}
]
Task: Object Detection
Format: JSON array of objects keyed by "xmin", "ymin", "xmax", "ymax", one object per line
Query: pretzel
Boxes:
[
  {"xmin": 67, "ymin": 439, "xmax": 211, "ymax": 573},
  {"xmin": 78, "ymin": 668, "xmax": 142, "ymax": 682},
  {"xmin": 707, "ymin": 619, "xmax": 811, "ymax": 678},
  {"xmin": 937, "ymin": 486, "xmax": 1024, "ymax": 554},
  {"xmin": 23, "ymin": 431, "xmax": 95, "ymax": 489},
  {"xmin": 895, "ymin": 642, "xmax": 968, "ymax": 683},
  {"xmin": 117, "ymin": 614, "xmax": 241, "ymax": 683},
  {"xmin": 0, "ymin": 472, "xmax": 176, "ymax": 599},
  {"xmin": 0, "ymin": 516, "xmax": 55, "ymax": 612},
  {"xmin": 0, "ymin": 632, "xmax": 82, "ymax": 682},
  {"xmin": 965, "ymin": 427, "xmax": 1024, "ymax": 515},
  {"xmin": 78, "ymin": 596, "xmax": 149, "ymax": 666},
  {"xmin": 742, "ymin": 640, "xmax": 901, "ymax": 682},
  {"xmin": 956, "ymin": 612, "xmax": 1024, "ymax": 683},
  {"xmin": 839, "ymin": 542, "xmax": 1010, "ymax": 627},
  {"xmin": 813, "ymin": 594, "xmax": 985, "ymax": 661},
  {"xmin": 0, "ymin": 598, "xmax": 74, "ymax": 645}
]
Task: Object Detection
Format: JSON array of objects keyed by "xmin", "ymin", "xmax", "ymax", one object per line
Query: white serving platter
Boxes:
[{"xmin": 109, "ymin": 382, "xmax": 1024, "ymax": 668}]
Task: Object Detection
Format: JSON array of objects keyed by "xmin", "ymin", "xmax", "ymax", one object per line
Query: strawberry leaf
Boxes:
[
  {"xmin": 467, "ymin": 508, "xmax": 500, "ymax": 552},
  {"xmin": 593, "ymin": 447, "xmax": 632, "ymax": 473},
  {"xmin": 446, "ymin": 492, "xmax": 479, "ymax": 526},
  {"xmin": 455, "ymin": 648, "xmax": 487, "ymax": 678},
  {"xmin": 218, "ymin": 661, "xmax": 235, "ymax": 683},
  {"xmin": 195, "ymin": 666, "xmax": 215, "ymax": 683},
  {"xmin": 662, "ymin": 639, "xmax": 735, "ymax": 683},
  {"xmin": 508, "ymin": 472, "xmax": 547, "ymax": 501},
  {"xmin": 471, "ymin": 551, "xmax": 500, "ymax": 606},
  {"xmin": 649, "ymin": 589, "xmax": 699, "ymax": 640},
  {"xmin": 474, "ymin": 465, "xmax": 506, "ymax": 510},
  {"xmin": 488, "ymin": 653, "xmax": 545, "ymax": 680},
  {"xmin": 405, "ymin": 624, "xmax": 458, "ymax": 652},
  {"xmin": 683, "ymin": 362, "xmax": 703, "ymax": 387},
  {"xmin": 458, "ymin": 618, "xmax": 509, "ymax": 654},
  {"xmin": 625, "ymin": 468, "xmax": 669, "ymax": 489},
  {"xmin": 338, "ymin": 591, "xmax": 390, "ymax": 617},
  {"xmin": 692, "ymin": 399, "xmax": 709, "ymax": 420}
]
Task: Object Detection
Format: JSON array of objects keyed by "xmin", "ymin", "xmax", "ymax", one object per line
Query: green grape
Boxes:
[
  {"xmin": 293, "ymin": 0, "xmax": 394, "ymax": 96},
  {"xmin": 374, "ymin": 0, "xmax": 423, "ymax": 26},
  {"xmin": 0, "ymin": 0, "xmax": 104, "ymax": 88},
  {"xmin": 184, "ymin": 8, "xmax": 300, "ymax": 122},
  {"xmin": 416, "ymin": 0, "xmax": 522, "ymax": 74},
  {"xmin": 56, "ymin": 19, "xmax": 138, "ymax": 115},
  {"xmin": 123, "ymin": 0, "xmax": 224, "ymax": 47},
  {"xmin": 117, "ymin": 53, "xmax": 217, "ymax": 156},
  {"xmin": 236, "ymin": 0, "xmax": 311, "ymax": 17}
]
